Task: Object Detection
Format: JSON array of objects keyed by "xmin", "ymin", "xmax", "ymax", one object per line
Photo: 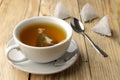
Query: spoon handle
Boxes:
[{"xmin": 82, "ymin": 32, "xmax": 108, "ymax": 57}]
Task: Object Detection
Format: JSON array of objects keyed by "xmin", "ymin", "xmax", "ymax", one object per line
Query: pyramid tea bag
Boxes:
[
  {"xmin": 92, "ymin": 16, "xmax": 112, "ymax": 36},
  {"xmin": 54, "ymin": 2, "xmax": 71, "ymax": 19},
  {"xmin": 36, "ymin": 28, "xmax": 57, "ymax": 47},
  {"xmin": 80, "ymin": 3, "xmax": 98, "ymax": 22}
]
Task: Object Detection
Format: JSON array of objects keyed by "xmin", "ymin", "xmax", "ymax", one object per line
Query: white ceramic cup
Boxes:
[{"xmin": 6, "ymin": 16, "xmax": 72, "ymax": 63}]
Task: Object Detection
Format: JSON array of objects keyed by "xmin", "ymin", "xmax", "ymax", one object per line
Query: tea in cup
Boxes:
[{"xmin": 6, "ymin": 16, "xmax": 72, "ymax": 63}]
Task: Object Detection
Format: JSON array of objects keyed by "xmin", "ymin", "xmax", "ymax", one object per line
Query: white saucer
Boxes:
[{"xmin": 6, "ymin": 39, "xmax": 79, "ymax": 74}]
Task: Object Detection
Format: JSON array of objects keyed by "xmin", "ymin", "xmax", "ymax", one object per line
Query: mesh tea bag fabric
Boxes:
[
  {"xmin": 54, "ymin": 2, "xmax": 71, "ymax": 19},
  {"xmin": 80, "ymin": 3, "xmax": 98, "ymax": 22},
  {"xmin": 92, "ymin": 16, "xmax": 112, "ymax": 36}
]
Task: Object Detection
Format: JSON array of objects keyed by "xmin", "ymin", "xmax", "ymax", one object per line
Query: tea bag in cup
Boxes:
[{"xmin": 36, "ymin": 28, "xmax": 57, "ymax": 47}]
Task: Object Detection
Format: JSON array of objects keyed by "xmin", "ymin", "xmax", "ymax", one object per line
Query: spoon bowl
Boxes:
[{"xmin": 70, "ymin": 18, "xmax": 84, "ymax": 32}]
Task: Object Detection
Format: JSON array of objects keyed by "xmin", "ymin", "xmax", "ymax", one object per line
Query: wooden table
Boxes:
[{"xmin": 0, "ymin": 0, "xmax": 120, "ymax": 80}]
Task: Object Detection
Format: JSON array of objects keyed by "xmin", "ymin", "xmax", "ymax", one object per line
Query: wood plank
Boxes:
[
  {"xmin": 0, "ymin": 0, "xmax": 40, "ymax": 80},
  {"xmin": 78, "ymin": 0, "xmax": 120, "ymax": 80},
  {"xmin": 30, "ymin": 0, "xmax": 91, "ymax": 79}
]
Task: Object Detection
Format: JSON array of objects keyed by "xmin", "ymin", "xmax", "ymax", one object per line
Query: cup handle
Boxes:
[{"xmin": 6, "ymin": 44, "xmax": 28, "ymax": 63}]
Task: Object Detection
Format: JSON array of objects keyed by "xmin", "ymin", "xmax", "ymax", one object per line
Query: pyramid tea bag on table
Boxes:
[
  {"xmin": 54, "ymin": 2, "xmax": 71, "ymax": 19},
  {"xmin": 92, "ymin": 16, "xmax": 112, "ymax": 36},
  {"xmin": 80, "ymin": 3, "xmax": 98, "ymax": 22}
]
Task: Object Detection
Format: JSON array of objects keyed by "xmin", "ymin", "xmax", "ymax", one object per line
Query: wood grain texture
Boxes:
[
  {"xmin": 78, "ymin": 0, "xmax": 120, "ymax": 80},
  {"xmin": 0, "ymin": 0, "xmax": 40, "ymax": 80},
  {"xmin": 0, "ymin": 0, "xmax": 3, "ymax": 7}
]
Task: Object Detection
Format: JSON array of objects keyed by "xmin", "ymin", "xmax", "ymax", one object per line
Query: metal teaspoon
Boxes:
[{"xmin": 70, "ymin": 17, "xmax": 108, "ymax": 57}]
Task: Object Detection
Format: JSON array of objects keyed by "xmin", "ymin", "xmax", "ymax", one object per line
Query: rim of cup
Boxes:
[{"xmin": 13, "ymin": 16, "xmax": 72, "ymax": 49}]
